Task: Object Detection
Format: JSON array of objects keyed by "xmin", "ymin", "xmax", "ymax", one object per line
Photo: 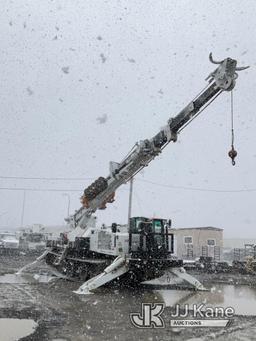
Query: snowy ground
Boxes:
[{"xmin": 0, "ymin": 253, "xmax": 256, "ymax": 341}]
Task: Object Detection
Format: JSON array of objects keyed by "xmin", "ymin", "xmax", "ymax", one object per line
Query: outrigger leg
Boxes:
[
  {"xmin": 16, "ymin": 250, "xmax": 49, "ymax": 275},
  {"xmin": 74, "ymin": 255, "xmax": 129, "ymax": 294},
  {"xmin": 168, "ymin": 267, "xmax": 206, "ymax": 291},
  {"xmin": 16, "ymin": 250, "xmax": 67, "ymax": 279}
]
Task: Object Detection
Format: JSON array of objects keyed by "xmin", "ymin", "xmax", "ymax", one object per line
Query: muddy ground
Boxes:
[{"xmin": 1, "ymin": 253, "xmax": 256, "ymax": 341}]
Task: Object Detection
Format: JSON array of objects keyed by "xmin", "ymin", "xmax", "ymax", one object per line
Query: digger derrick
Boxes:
[
  {"xmin": 19, "ymin": 54, "xmax": 249, "ymax": 294},
  {"xmin": 72, "ymin": 54, "xmax": 249, "ymax": 232}
]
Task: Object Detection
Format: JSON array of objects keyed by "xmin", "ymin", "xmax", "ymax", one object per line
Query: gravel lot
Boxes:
[{"xmin": 1, "ymin": 253, "xmax": 256, "ymax": 341}]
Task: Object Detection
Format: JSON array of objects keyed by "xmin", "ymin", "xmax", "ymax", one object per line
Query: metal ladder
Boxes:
[{"xmin": 53, "ymin": 246, "xmax": 68, "ymax": 266}]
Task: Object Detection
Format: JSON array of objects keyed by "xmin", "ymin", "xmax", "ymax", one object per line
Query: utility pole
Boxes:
[
  {"xmin": 20, "ymin": 190, "xmax": 26, "ymax": 227},
  {"xmin": 62, "ymin": 193, "xmax": 70, "ymax": 217}
]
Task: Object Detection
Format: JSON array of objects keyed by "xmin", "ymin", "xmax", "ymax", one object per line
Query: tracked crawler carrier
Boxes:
[
  {"xmin": 20, "ymin": 54, "xmax": 248, "ymax": 293},
  {"xmin": 46, "ymin": 217, "xmax": 181, "ymax": 284}
]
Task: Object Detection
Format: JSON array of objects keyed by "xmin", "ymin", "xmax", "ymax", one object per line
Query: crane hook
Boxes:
[
  {"xmin": 228, "ymin": 145, "xmax": 237, "ymax": 166},
  {"xmin": 228, "ymin": 91, "xmax": 237, "ymax": 166}
]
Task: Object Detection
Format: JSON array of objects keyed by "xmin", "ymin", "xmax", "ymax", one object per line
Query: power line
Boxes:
[
  {"xmin": 0, "ymin": 186, "xmax": 128, "ymax": 193},
  {"xmin": 0, "ymin": 175, "xmax": 94, "ymax": 181},
  {"xmin": 0, "ymin": 187, "xmax": 82, "ymax": 192},
  {"xmin": 136, "ymin": 179, "xmax": 256, "ymax": 193},
  {"xmin": 0, "ymin": 182, "xmax": 255, "ymax": 193},
  {"xmin": 0, "ymin": 179, "xmax": 255, "ymax": 193}
]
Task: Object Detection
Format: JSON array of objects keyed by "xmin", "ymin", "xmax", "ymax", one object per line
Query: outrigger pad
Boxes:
[{"xmin": 168, "ymin": 267, "xmax": 207, "ymax": 291}]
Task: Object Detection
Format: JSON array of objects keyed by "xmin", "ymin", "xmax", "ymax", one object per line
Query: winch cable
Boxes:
[{"xmin": 228, "ymin": 90, "xmax": 237, "ymax": 166}]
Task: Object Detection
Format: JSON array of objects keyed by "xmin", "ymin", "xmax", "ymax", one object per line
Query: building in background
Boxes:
[{"xmin": 172, "ymin": 227, "xmax": 223, "ymax": 261}]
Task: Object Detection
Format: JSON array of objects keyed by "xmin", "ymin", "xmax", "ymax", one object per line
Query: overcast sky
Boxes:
[{"xmin": 0, "ymin": 0, "xmax": 255, "ymax": 238}]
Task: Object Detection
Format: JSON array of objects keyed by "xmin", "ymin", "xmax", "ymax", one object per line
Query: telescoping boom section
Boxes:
[{"xmin": 72, "ymin": 54, "xmax": 248, "ymax": 232}]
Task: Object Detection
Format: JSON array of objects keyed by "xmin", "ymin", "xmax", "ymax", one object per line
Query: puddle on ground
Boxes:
[
  {"xmin": 0, "ymin": 318, "xmax": 37, "ymax": 341},
  {"xmin": 0, "ymin": 273, "xmax": 57, "ymax": 284},
  {"xmin": 156, "ymin": 284, "xmax": 256, "ymax": 316},
  {"xmin": 142, "ymin": 272, "xmax": 256, "ymax": 316},
  {"xmin": 0, "ymin": 274, "xmax": 30, "ymax": 284}
]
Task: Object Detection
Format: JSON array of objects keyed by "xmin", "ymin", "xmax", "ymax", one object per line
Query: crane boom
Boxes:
[{"xmin": 70, "ymin": 54, "xmax": 248, "ymax": 234}]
